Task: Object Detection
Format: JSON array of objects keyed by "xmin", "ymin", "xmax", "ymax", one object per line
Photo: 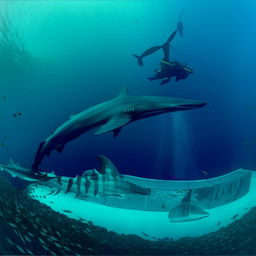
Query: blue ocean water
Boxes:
[{"xmin": 0, "ymin": 0, "xmax": 256, "ymax": 181}]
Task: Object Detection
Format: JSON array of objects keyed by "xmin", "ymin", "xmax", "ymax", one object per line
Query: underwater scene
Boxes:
[{"xmin": 0, "ymin": 0, "xmax": 256, "ymax": 255}]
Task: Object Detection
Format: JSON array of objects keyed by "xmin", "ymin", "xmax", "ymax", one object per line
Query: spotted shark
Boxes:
[
  {"xmin": 0, "ymin": 155, "xmax": 151, "ymax": 199},
  {"xmin": 32, "ymin": 86, "xmax": 206, "ymax": 170}
]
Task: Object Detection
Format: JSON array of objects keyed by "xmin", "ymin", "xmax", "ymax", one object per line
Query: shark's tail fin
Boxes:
[
  {"xmin": 132, "ymin": 54, "xmax": 143, "ymax": 66},
  {"xmin": 31, "ymin": 141, "xmax": 46, "ymax": 172}
]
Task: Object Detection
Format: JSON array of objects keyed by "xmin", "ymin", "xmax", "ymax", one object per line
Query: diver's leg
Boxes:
[{"xmin": 160, "ymin": 78, "xmax": 171, "ymax": 85}]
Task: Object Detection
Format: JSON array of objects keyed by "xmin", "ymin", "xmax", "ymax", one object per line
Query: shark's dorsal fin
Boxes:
[
  {"xmin": 94, "ymin": 116, "xmax": 131, "ymax": 136},
  {"xmin": 8, "ymin": 158, "xmax": 18, "ymax": 167},
  {"xmin": 97, "ymin": 155, "xmax": 120, "ymax": 177},
  {"xmin": 117, "ymin": 85, "xmax": 130, "ymax": 98},
  {"xmin": 182, "ymin": 189, "xmax": 192, "ymax": 203}
]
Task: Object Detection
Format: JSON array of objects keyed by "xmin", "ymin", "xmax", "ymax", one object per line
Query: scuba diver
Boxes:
[
  {"xmin": 133, "ymin": 10, "xmax": 193, "ymax": 85},
  {"xmin": 148, "ymin": 60, "xmax": 193, "ymax": 85},
  {"xmin": 148, "ymin": 27, "xmax": 193, "ymax": 85}
]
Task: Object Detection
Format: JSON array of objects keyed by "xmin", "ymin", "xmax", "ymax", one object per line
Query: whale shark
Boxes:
[
  {"xmin": 32, "ymin": 86, "xmax": 206, "ymax": 170},
  {"xmin": 0, "ymin": 155, "xmax": 151, "ymax": 198}
]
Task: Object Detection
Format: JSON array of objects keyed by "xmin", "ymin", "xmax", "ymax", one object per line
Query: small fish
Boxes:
[
  {"xmin": 142, "ymin": 232, "xmax": 149, "ymax": 237},
  {"xmin": 9, "ymin": 222, "xmax": 18, "ymax": 228},
  {"xmin": 39, "ymin": 237, "xmax": 46, "ymax": 245},
  {"xmin": 16, "ymin": 245, "xmax": 26, "ymax": 254},
  {"xmin": 2, "ymin": 96, "xmax": 6, "ymax": 100},
  {"xmin": 217, "ymin": 221, "xmax": 221, "ymax": 226},
  {"xmin": 63, "ymin": 209, "xmax": 72, "ymax": 213},
  {"xmin": 17, "ymin": 112, "xmax": 22, "ymax": 116},
  {"xmin": 79, "ymin": 217, "xmax": 86, "ymax": 222},
  {"xmin": 232, "ymin": 214, "xmax": 239, "ymax": 220},
  {"xmin": 6, "ymin": 237, "xmax": 15, "ymax": 245},
  {"xmin": 13, "ymin": 114, "xmax": 17, "ymax": 118},
  {"xmin": 202, "ymin": 170, "xmax": 208, "ymax": 176}
]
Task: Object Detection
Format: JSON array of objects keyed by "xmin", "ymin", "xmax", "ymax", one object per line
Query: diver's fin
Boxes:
[
  {"xmin": 94, "ymin": 116, "xmax": 131, "ymax": 136},
  {"xmin": 117, "ymin": 85, "xmax": 130, "ymax": 97},
  {"xmin": 56, "ymin": 144, "xmax": 65, "ymax": 153},
  {"xmin": 164, "ymin": 29, "xmax": 177, "ymax": 45},
  {"xmin": 97, "ymin": 155, "xmax": 120, "ymax": 177},
  {"xmin": 132, "ymin": 54, "xmax": 143, "ymax": 66},
  {"xmin": 177, "ymin": 9, "xmax": 184, "ymax": 37}
]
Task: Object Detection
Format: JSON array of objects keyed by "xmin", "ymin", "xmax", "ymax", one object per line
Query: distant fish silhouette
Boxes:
[
  {"xmin": 168, "ymin": 190, "xmax": 209, "ymax": 222},
  {"xmin": 202, "ymin": 170, "xmax": 208, "ymax": 176},
  {"xmin": 177, "ymin": 9, "xmax": 184, "ymax": 37}
]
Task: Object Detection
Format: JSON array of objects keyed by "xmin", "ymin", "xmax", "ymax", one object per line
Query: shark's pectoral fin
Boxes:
[
  {"xmin": 113, "ymin": 127, "xmax": 122, "ymax": 137},
  {"xmin": 56, "ymin": 144, "xmax": 65, "ymax": 153},
  {"xmin": 94, "ymin": 117, "xmax": 131, "ymax": 136}
]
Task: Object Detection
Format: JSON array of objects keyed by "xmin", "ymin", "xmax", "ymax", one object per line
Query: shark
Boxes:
[
  {"xmin": 32, "ymin": 86, "xmax": 206, "ymax": 170},
  {"xmin": 0, "ymin": 155, "xmax": 151, "ymax": 199},
  {"xmin": 168, "ymin": 190, "xmax": 209, "ymax": 222}
]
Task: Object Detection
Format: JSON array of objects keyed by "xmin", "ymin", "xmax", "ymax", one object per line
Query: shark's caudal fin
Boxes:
[
  {"xmin": 31, "ymin": 141, "xmax": 46, "ymax": 171},
  {"xmin": 132, "ymin": 54, "xmax": 143, "ymax": 66},
  {"xmin": 97, "ymin": 155, "xmax": 120, "ymax": 177}
]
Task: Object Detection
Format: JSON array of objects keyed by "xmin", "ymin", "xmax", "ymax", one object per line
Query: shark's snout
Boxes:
[{"xmin": 179, "ymin": 101, "xmax": 207, "ymax": 109}]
